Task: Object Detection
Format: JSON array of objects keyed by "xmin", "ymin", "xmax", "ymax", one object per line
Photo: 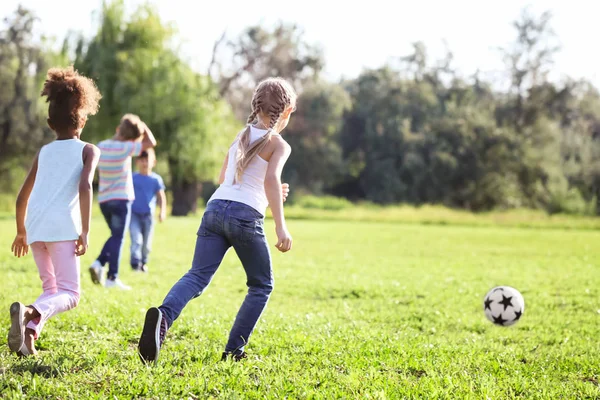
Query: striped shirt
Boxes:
[{"xmin": 97, "ymin": 139, "xmax": 143, "ymax": 203}]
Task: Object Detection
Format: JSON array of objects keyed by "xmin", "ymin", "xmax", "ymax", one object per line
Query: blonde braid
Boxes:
[
  {"xmin": 247, "ymin": 96, "xmax": 260, "ymax": 124},
  {"xmin": 247, "ymin": 110, "xmax": 258, "ymax": 124},
  {"xmin": 235, "ymin": 125, "xmax": 252, "ymax": 183},
  {"xmin": 266, "ymin": 92, "xmax": 289, "ymax": 130},
  {"xmin": 234, "ymin": 102, "xmax": 260, "ymax": 182}
]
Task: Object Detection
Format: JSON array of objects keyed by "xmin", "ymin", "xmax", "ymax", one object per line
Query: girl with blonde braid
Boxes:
[{"xmin": 138, "ymin": 77, "xmax": 296, "ymax": 363}]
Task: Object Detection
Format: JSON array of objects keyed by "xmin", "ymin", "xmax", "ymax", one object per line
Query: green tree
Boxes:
[
  {"xmin": 338, "ymin": 47, "xmax": 527, "ymax": 209},
  {"xmin": 209, "ymin": 22, "xmax": 324, "ymax": 120},
  {"xmin": 74, "ymin": 0, "xmax": 236, "ymax": 215},
  {"xmin": 0, "ymin": 6, "xmax": 65, "ymax": 189},
  {"xmin": 282, "ymin": 80, "xmax": 350, "ymax": 196},
  {"xmin": 497, "ymin": 8, "xmax": 597, "ymax": 213}
]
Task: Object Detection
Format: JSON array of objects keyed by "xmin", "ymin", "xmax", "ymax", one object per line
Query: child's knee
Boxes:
[
  {"xmin": 265, "ymin": 279, "xmax": 274, "ymax": 293},
  {"xmin": 69, "ymin": 292, "xmax": 81, "ymax": 309},
  {"xmin": 263, "ymin": 285, "xmax": 273, "ymax": 297},
  {"xmin": 250, "ymin": 280, "xmax": 273, "ymax": 296}
]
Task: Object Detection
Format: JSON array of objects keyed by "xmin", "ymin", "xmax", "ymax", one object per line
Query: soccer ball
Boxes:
[{"xmin": 483, "ymin": 286, "xmax": 524, "ymax": 326}]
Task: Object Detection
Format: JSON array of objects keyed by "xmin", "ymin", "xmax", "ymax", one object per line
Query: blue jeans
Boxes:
[
  {"xmin": 159, "ymin": 199, "xmax": 273, "ymax": 354},
  {"xmin": 130, "ymin": 212, "xmax": 154, "ymax": 268},
  {"xmin": 97, "ymin": 200, "xmax": 132, "ymax": 279}
]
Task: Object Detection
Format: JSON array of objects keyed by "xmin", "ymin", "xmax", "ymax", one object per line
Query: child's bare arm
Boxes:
[
  {"xmin": 157, "ymin": 189, "xmax": 167, "ymax": 222},
  {"xmin": 264, "ymin": 139, "xmax": 292, "ymax": 252},
  {"xmin": 76, "ymin": 144, "xmax": 101, "ymax": 256},
  {"xmin": 141, "ymin": 122, "xmax": 157, "ymax": 150},
  {"xmin": 12, "ymin": 152, "xmax": 39, "ymax": 257}
]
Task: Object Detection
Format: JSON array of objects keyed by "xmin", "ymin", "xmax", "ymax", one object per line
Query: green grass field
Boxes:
[{"xmin": 1, "ymin": 211, "xmax": 599, "ymax": 399}]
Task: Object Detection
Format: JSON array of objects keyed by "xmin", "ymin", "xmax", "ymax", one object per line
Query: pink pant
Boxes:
[{"xmin": 28, "ymin": 241, "xmax": 81, "ymax": 338}]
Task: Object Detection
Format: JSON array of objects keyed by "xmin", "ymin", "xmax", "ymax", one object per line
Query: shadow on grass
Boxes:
[
  {"xmin": 4, "ymin": 352, "xmax": 101, "ymax": 378},
  {"xmin": 9, "ymin": 362, "xmax": 61, "ymax": 378}
]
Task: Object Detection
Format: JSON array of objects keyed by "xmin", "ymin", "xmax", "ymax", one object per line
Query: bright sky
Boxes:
[{"xmin": 2, "ymin": 0, "xmax": 599, "ymax": 88}]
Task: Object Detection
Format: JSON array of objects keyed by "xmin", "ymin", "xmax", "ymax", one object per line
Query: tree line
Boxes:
[{"xmin": 1, "ymin": 2, "xmax": 599, "ymax": 215}]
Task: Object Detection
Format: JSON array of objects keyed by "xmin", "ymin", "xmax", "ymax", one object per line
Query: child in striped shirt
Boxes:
[{"xmin": 89, "ymin": 114, "xmax": 157, "ymax": 290}]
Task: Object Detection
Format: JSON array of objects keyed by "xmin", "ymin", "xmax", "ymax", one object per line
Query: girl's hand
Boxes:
[
  {"xmin": 11, "ymin": 233, "xmax": 28, "ymax": 258},
  {"xmin": 275, "ymin": 225, "xmax": 293, "ymax": 253},
  {"xmin": 282, "ymin": 183, "xmax": 290, "ymax": 202},
  {"xmin": 75, "ymin": 233, "xmax": 89, "ymax": 256},
  {"xmin": 159, "ymin": 211, "xmax": 166, "ymax": 223}
]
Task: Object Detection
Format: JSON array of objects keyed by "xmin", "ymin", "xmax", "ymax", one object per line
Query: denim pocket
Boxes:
[
  {"xmin": 228, "ymin": 214, "xmax": 257, "ymax": 245},
  {"xmin": 255, "ymin": 218, "xmax": 265, "ymax": 237}
]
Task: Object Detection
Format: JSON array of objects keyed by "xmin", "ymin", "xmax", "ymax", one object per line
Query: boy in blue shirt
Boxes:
[{"xmin": 130, "ymin": 149, "xmax": 166, "ymax": 272}]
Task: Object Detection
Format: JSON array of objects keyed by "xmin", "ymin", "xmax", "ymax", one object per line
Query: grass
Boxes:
[
  {"xmin": 284, "ymin": 203, "xmax": 600, "ymax": 230},
  {"xmin": 3, "ymin": 195, "xmax": 600, "ymax": 231},
  {"xmin": 0, "ymin": 210, "xmax": 599, "ymax": 399}
]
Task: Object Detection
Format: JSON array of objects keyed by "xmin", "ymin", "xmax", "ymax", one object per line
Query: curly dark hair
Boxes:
[{"xmin": 40, "ymin": 66, "xmax": 101, "ymax": 132}]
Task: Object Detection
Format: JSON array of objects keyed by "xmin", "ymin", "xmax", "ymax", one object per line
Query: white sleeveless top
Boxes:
[
  {"xmin": 209, "ymin": 126, "xmax": 274, "ymax": 216},
  {"xmin": 25, "ymin": 139, "xmax": 87, "ymax": 244}
]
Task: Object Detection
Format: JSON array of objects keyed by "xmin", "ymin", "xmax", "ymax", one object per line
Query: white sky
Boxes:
[{"xmin": 2, "ymin": 0, "xmax": 599, "ymax": 88}]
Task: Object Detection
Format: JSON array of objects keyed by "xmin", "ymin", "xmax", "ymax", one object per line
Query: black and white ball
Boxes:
[{"xmin": 483, "ymin": 286, "xmax": 524, "ymax": 326}]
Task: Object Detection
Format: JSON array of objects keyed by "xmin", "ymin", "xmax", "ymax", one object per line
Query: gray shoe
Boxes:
[
  {"xmin": 8, "ymin": 302, "xmax": 26, "ymax": 353},
  {"xmin": 105, "ymin": 278, "xmax": 131, "ymax": 290},
  {"xmin": 89, "ymin": 260, "xmax": 103, "ymax": 285}
]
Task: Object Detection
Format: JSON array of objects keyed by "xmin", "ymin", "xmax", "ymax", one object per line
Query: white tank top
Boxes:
[
  {"xmin": 209, "ymin": 126, "xmax": 275, "ymax": 216},
  {"xmin": 25, "ymin": 139, "xmax": 87, "ymax": 244}
]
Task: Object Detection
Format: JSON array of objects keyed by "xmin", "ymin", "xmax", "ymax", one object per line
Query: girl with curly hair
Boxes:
[{"xmin": 9, "ymin": 66, "xmax": 102, "ymax": 356}]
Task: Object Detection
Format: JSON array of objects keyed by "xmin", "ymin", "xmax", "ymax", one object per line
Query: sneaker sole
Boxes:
[
  {"xmin": 89, "ymin": 266, "xmax": 101, "ymax": 285},
  {"xmin": 138, "ymin": 307, "xmax": 162, "ymax": 363},
  {"xmin": 8, "ymin": 302, "xmax": 25, "ymax": 353}
]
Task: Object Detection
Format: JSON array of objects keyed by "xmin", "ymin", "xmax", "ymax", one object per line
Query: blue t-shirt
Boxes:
[{"xmin": 131, "ymin": 172, "xmax": 165, "ymax": 215}]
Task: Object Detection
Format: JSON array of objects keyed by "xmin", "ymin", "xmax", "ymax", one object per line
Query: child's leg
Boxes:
[
  {"xmin": 130, "ymin": 213, "xmax": 143, "ymax": 269},
  {"xmin": 27, "ymin": 241, "xmax": 80, "ymax": 338},
  {"xmin": 101, "ymin": 200, "xmax": 132, "ymax": 280},
  {"xmin": 225, "ymin": 214, "xmax": 273, "ymax": 355},
  {"xmin": 96, "ymin": 201, "xmax": 115, "ymax": 266},
  {"xmin": 8, "ymin": 242, "xmax": 54, "ymax": 352},
  {"xmin": 139, "ymin": 202, "xmax": 230, "ymax": 363},
  {"xmin": 30, "ymin": 242, "xmax": 58, "ymax": 301},
  {"xmin": 158, "ymin": 222, "xmax": 230, "ymax": 326},
  {"xmin": 141, "ymin": 213, "xmax": 154, "ymax": 266}
]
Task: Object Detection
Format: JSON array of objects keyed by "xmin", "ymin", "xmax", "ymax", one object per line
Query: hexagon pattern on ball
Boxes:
[{"xmin": 483, "ymin": 286, "xmax": 524, "ymax": 326}]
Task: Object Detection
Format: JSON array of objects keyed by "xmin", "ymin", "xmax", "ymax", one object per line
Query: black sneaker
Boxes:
[
  {"xmin": 221, "ymin": 351, "xmax": 247, "ymax": 362},
  {"xmin": 138, "ymin": 307, "xmax": 167, "ymax": 363}
]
